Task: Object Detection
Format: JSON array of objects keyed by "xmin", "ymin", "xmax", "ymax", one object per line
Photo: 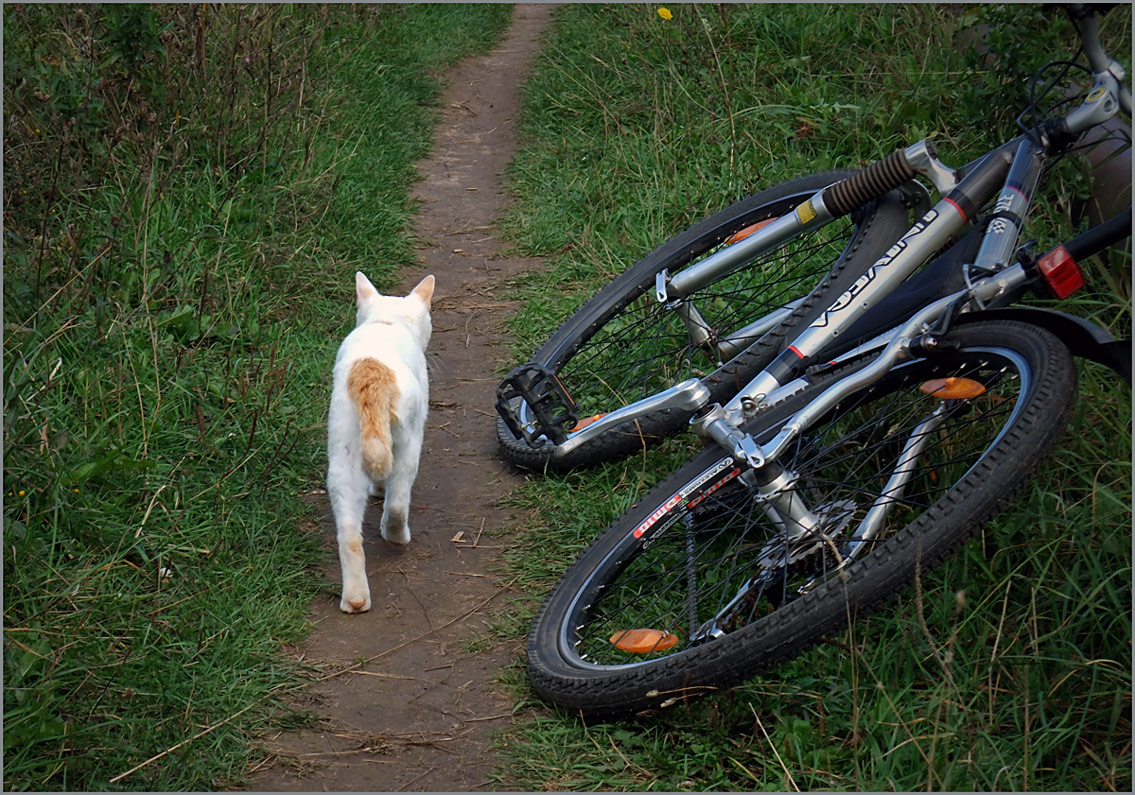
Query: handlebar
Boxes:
[{"xmin": 1042, "ymin": 2, "xmax": 1130, "ymax": 145}]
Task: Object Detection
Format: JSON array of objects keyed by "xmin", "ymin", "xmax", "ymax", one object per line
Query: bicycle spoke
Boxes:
[
  {"xmin": 564, "ymin": 342, "xmax": 1035, "ymax": 667},
  {"xmin": 557, "ymin": 222, "xmax": 860, "ymax": 417}
]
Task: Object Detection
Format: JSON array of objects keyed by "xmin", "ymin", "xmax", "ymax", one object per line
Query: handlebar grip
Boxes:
[{"xmin": 821, "ymin": 149, "xmax": 917, "ymax": 218}]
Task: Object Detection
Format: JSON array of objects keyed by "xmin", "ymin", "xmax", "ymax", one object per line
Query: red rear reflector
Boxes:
[{"xmin": 1036, "ymin": 244, "xmax": 1084, "ymax": 299}]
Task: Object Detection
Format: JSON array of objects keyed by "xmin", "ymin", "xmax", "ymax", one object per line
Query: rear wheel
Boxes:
[
  {"xmin": 526, "ymin": 320, "xmax": 1076, "ymax": 716},
  {"xmin": 497, "ymin": 171, "xmax": 917, "ymax": 472}
]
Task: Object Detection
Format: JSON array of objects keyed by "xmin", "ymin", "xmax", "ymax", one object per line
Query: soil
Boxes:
[{"xmin": 246, "ymin": 5, "xmax": 555, "ymax": 791}]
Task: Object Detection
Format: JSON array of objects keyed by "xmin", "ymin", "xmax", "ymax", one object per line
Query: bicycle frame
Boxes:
[
  {"xmin": 548, "ymin": 6, "xmax": 1129, "ymax": 461},
  {"xmin": 549, "ymin": 141, "xmax": 1014, "ymax": 458},
  {"xmin": 687, "ymin": 129, "xmax": 1087, "ymax": 548}
]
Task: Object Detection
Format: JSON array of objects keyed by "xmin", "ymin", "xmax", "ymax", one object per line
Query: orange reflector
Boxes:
[
  {"xmin": 723, "ymin": 217, "xmax": 777, "ymax": 246},
  {"xmin": 919, "ymin": 377, "xmax": 987, "ymax": 399},
  {"xmin": 571, "ymin": 413, "xmax": 608, "ymax": 431},
  {"xmin": 609, "ymin": 628, "xmax": 680, "ymax": 653}
]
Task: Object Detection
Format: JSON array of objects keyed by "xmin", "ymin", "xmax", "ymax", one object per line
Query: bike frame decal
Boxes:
[
  {"xmin": 632, "ymin": 457, "xmax": 735, "ymax": 542},
  {"xmin": 809, "ymin": 208, "xmax": 941, "ymax": 331},
  {"xmin": 795, "ymin": 199, "xmax": 818, "ymax": 225},
  {"xmin": 983, "ymin": 184, "xmax": 1027, "ymax": 233},
  {"xmin": 642, "ymin": 465, "xmax": 743, "ymax": 550},
  {"xmin": 731, "ymin": 189, "xmax": 975, "ymax": 410}
]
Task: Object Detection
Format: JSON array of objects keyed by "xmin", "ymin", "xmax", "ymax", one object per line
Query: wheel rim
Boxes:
[{"xmin": 556, "ymin": 344, "xmax": 1034, "ymax": 670}]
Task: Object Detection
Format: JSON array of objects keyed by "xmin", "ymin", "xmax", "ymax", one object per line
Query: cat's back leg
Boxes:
[
  {"xmin": 380, "ymin": 399, "xmax": 426, "ymax": 546},
  {"xmin": 328, "ymin": 429, "xmax": 374, "ymax": 613}
]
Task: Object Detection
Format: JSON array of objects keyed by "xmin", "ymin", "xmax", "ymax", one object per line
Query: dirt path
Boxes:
[{"xmin": 247, "ymin": 5, "xmax": 555, "ymax": 791}]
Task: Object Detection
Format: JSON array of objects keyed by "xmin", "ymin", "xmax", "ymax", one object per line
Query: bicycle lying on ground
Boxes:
[{"xmin": 496, "ymin": 4, "xmax": 1131, "ymax": 715}]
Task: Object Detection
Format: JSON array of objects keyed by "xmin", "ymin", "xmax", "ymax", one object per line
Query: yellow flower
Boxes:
[
  {"xmin": 658, "ymin": 7, "xmax": 672, "ymax": 20},
  {"xmin": 18, "ymin": 490, "xmax": 26, "ymax": 496}
]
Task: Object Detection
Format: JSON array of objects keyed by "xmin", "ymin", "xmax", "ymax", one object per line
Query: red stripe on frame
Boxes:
[
  {"xmin": 943, "ymin": 196, "xmax": 967, "ymax": 223},
  {"xmin": 787, "ymin": 345, "xmax": 805, "ymax": 359}
]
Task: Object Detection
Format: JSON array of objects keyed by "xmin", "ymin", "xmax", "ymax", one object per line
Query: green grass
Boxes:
[
  {"xmin": 2, "ymin": 4, "xmax": 512, "ymax": 790},
  {"xmin": 494, "ymin": 4, "xmax": 1131, "ymax": 791}
]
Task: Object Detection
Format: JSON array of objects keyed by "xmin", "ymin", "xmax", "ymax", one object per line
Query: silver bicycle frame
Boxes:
[
  {"xmin": 687, "ymin": 128, "xmax": 1057, "ymax": 564},
  {"xmin": 549, "ymin": 151, "xmax": 1003, "ymax": 459},
  {"xmin": 659, "ymin": 191, "xmax": 837, "ymax": 302},
  {"xmin": 711, "ymin": 136, "xmax": 1049, "ymax": 463},
  {"xmin": 549, "ymin": 10, "xmax": 1126, "ymax": 463}
]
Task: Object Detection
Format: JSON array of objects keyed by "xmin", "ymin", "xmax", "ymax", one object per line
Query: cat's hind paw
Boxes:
[
  {"xmin": 380, "ymin": 508, "xmax": 411, "ymax": 545},
  {"xmin": 381, "ymin": 524, "xmax": 411, "ymax": 546},
  {"xmin": 340, "ymin": 589, "xmax": 372, "ymax": 614}
]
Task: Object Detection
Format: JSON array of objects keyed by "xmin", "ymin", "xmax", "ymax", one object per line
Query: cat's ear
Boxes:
[
  {"xmin": 356, "ymin": 272, "xmax": 380, "ymax": 308},
  {"xmin": 410, "ymin": 275, "xmax": 435, "ymax": 309}
]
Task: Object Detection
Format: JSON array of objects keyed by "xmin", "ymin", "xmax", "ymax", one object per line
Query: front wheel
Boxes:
[
  {"xmin": 526, "ymin": 320, "xmax": 1076, "ymax": 716},
  {"xmin": 497, "ymin": 171, "xmax": 917, "ymax": 472}
]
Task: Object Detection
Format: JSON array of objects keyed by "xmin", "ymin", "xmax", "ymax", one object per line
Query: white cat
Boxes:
[{"xmin": 327, "ymin": 272, "xmax": 435, "ymax": 614}]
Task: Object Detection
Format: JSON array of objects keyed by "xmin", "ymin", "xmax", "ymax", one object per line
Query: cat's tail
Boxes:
[{"xmin": 347, "ymin": 358, "xmax": 399, "ymax": 479}]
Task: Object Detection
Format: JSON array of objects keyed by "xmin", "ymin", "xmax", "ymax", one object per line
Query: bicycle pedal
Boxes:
[{"xmin": 495, "ymin": 362, "xmax": 579, "ymax": 446}]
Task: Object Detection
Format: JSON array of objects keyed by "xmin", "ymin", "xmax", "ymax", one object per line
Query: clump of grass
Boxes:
[
  {"xmin": 2, "ymin": 4, "xmax": 512, "ymax": 790},
  {"xmin": 496, "ymin": 4, "xmax": 1130, "ymax": 792}
]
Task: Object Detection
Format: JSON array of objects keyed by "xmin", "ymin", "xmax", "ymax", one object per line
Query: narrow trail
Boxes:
[{"xmin": 248, "ymin": 5, "xmax": 555, "ymax": 791}]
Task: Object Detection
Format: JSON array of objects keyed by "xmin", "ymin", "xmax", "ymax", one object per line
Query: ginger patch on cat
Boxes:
[{"xmin": 347, "ymin": 357, "xmax": 400, "ymax": 479}]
